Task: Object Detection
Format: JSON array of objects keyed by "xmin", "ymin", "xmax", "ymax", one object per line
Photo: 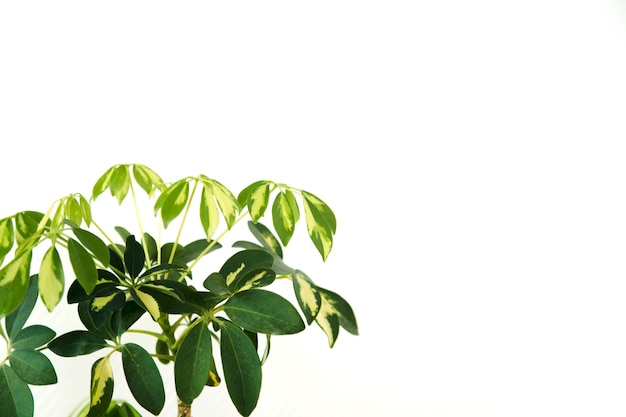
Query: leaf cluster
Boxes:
[{"xmin": 0, "ymin": 164, "xmax": 357, "ymax": 417}]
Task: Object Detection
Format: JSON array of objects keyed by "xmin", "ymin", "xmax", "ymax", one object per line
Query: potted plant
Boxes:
[{"xmin": 0, "ymin": 163, "xmax": 357, "ymax": 417}]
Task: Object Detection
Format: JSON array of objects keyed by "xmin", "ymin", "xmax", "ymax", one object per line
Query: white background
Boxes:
[{"xmin": 2, "ymin": 1, "xmax": 626, "ymax": 416}]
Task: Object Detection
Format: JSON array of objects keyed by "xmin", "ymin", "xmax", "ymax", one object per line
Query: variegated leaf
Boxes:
[
  {"xmin": 301, "ymin": 192, "xmax": 335, "ymax": 261},
  {"xmin": 248, "ymin": 182, "xmax": 270, "ymax": 222},
  {"xmin": 0, "ymin": 251, "xmax": 32, "ymax": 318},
  {"xmin": 130, "ymin": 288, "xmax": 160, "ymax": 321},
  {"xmin": 208, "ymin": 178, "xmax": 239, "ymax": 229},
  {"xmin": 200, "ymin": 184, "xmax": 219, "ymax": 239},
  {"xmin": 132, "ymin": 164, "xmax": 164, "ymax": 196},
  {"xmin": 0, "ymin": 217, "xmax": 15, "ymax": 265},
  {"xmin": 292, "ymin": 270, "xmax": 321, "ymax": 324},
  {"xmin": 272, "ymin": 191, "xmax": 296, "ymax": 246},
  {"xmin": 39, "ymin": 246, "xmax": 65, "ymax": 312},
  {"xmin": 92, "ymin": 166, "xmax": 115, "ymax": 201},
  {"xmin": 88, "ymin": 357, "xmax": 114, "ymax": 417}
]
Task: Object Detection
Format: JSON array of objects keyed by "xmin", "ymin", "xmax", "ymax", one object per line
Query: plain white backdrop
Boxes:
[{"xmin": 2, "ymin": 1, "xmax": 626, "ymax": 416}]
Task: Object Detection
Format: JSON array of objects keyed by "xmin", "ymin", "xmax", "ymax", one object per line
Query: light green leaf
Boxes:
[
  {"xmin": 9, "ymin": 349, "xmax": 57, "ymax": 385},
  {"xmin": 292, "ymin": 270, "xmax": 321, "ymax": 324},
  {"xmin": 272, "ymin": 192, "xmax": 296, "ymax": 246},
  {"xmin": 248, "ymin": 182, "xmax": 270, "ymax": 222},
  {"xmin": 121, "ymin": 343, "xmax": 165, "ymax": 415},
  {"xmin": 223, "ymin": 290, "xmax": 305, "ymax": 335},
  {"xmin": 0, "ymin": 217, "xmax": 15, "ymax": 265},
  {"xmin": 209, "ymin": 179, "xmax": 239, "ymax": 229},
  {"xmin": 14, "ymin": 212, "xmax": 44, "ymax": 246},
  {"xmin": 199, "ymin": 184, "xmax": 219, "ymax": 239},
  {"xmin": 175, "ymin": 322, "xmax": 213, "ymax": 404},
  {"xmin": 68, "ymin": 239, "xmax": 98, "ymax": 294},
  {"xmin": 158, "ymin": 180, "xmax": 189, "ymax": 229},
  {"xmin": 65, "ymin": 197, "xmax": 83, "ymax": 225},
  {"xmin": 237, "ymin": 180, "xmax": 267, "ymax": 209},
  {"xmin": 72, "ymin": 228, "xmax": 110, "ymax": 267},
  {"xmin": 132, "ymin": 164, "xmax": 164, "ymax": 196},
  {"xmin": 88, "ymin": 357, "xmax": 114, "ymax": 417},
  {"xmin": 92, "ymin": 166, "xmax": 115, "ymax": 201},
  {"xmin": 109, "ymin": 165, "xmax": 130, "ymax": 204},
  {"xmin": 219, "ymin": 320, "xmax": 262, "ymax": 417},
  {"xmin": 0, "ymin": 252, "xmax": 32, "ymax": 318},
  {"xmin": 0, "ymin": 364, "xmax": 33, "ymax": 417},
  {"xmin": 79, "ymin": 195, "xmax": 92, "ymax": 226},
  {"xmin": 39, "ymin": 246, "xmax": 65, "ymax": 312},
  {"xmin": 12, "ymin": 325, "xmax": 56, "ymax": 350}
]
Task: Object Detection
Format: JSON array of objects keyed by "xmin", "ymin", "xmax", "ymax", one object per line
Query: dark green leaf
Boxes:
[
  {"xmin": 88, "ymin": 357, "xmax": 114, "ymax": 417},
  {"xmin": 272, "ymin": 192, "xmax": 296, "ymax": 246},
  {"xmin": 160, "ymin": 243, "xmax": 184, "ymax": 266},
  {"xmin": 48, "ymin": 331, "xmax": 109, "ymax": 357},
  {"xmin": 119, "ymin": 301, "xmax": 145, "ymax": 332},
  {"xmin": 219, "ymin": 250, "xmax": 273, "ymax": 291},
  {"xmin": 247, "ymin": 221, "xmax": 282, "ymax": 259},
  {"xmin": 139, "ymin": 263, "xmax": 187, "ymax": 281},
  {"xmin": 73, "ymin": 228, "xmax": 110, "ymax": 267},
  {"xmin": 108, "ymin": 247, "xmax": 125, "ymax": 276},
  {"xmin": 143, "ymin": 233, "xmax": 158, "ymax": 264},
  {"xmin": 175, "ymin": 239, "xmax": 221, "ymax": 265},
  {"xmin": 9, "ymin": 349, "xmax": 57, "ymax": 385},
  {"xmin": 155, "ymin": 339, "xmax": 170, "ymax": 364},
  {"xmin": 203, "ymin": 272, "xmax": 230, "ymax": 296},
  {"xmin": 68, "ymin": 239, "xmax": 98, "ymax": 294},
  {"xmin": 175, "ymin": 322, "xmax": 213, "ymax": 404},
  {"xmin": 5, "ymin": 275, "xmax": 38, "ymax": 339},
  {"xmin": 219, "ymin": 320, "xmax": 262, "ymax": 417},
  {"xmin": 292, "ymin": 270, "xmax": 321, "ymax": 325},
  {"xmin": 121, "ymin": 343, "xmax": 165, "ymax": 415},
  {"xmin": 123, "ymin": 235, "xmax": 145, "ymax": 279},
  {"xmin": 0, "ymin": 252, "xmax": 32, "ymax": 318},
  {"xmin": 11, "ymin": 325, "xmax": 56, "ymax": 350},
  {"xmin": 38, "ymin": 245, "xmax": 65, "ymax": 312},
  {"xmin": 223, "ymin": 290, "xmax": 305, "ymax": 335},
  {"xmin": 319, "ymin": 287, "xmax": 359, "ymax": 336},
  {"xmin": 0, "ymin": 364, "xmax": 33, "ymax": 417},
  {"xmin": 230, "ymin": 268, "xmax": 275, "ymax": 293}
]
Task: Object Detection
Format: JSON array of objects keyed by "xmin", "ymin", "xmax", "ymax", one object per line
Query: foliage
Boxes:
[{"xmin": 0, "ymin": 164, "xmax": 357, "ymax": 417}]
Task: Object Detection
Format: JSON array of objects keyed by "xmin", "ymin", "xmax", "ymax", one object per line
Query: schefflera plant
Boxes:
[{"xmin": 0, "ymin": 164, "xmax": 358, "ymax": 417}]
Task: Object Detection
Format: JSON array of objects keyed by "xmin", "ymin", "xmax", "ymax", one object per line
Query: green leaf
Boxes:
[
  {"xmin": 292, "ymin": 270, "xmax": 321, "ymax": 325},
  {"xmin": 73, "ymin": 228, "xmax": 110, "ymax": 267},
  {"xmin": 132, "ymin": 164, "xmax": 164, "ymax": 196},
  {"xmin": 200, "ymin": 184, "xmax": 219, "ymax": 239},
  {"xmin": 0, "ymin": 217, "xmax": 15, "ymax": 265},
  {"xmin": 319, "ymin": 287, "xmax": 358, "ymax": 336},
  {"xmin": 209, "ymin": 179, "xmax": 239, "ymax": 229},
  {"xmin": 223, "ymin": 290, "xmax": 305, "ymax": 335},
  {"xmin": 121, "ymin": 343, "xmax": 165, "ymax": 415},
  {"xmin": 11, "ymin": 325, "xmax": 56, "ymax": 350},
  {"xmin": 247, "ymin": 182, "xmax": 270, "ymax": 222},
  {"xmin": 219, "ymin": 249, "xmax": 274, "ymax": 289},
  {"xmin": 129, "ymin": 288, "xmax": 160, "ymax": 321},
  {"xmin": 272, "ymin": 191, "xmax": 296, "ymax": 246},
  {"xmin": 5, "ymin": 275, "xmax": 38, "ymax": 339},
  {"xmin": 237, "ymin": 180, "xmax": 267, "ymax": 209},
  {"xmin": 155, "ymin": 339, "xmax": 170, "ymax": 364},
  {"xmin": 175, "ymin": 322, "xmax": 213, "ymax": 404},
  {"xmin": 9, "ymin": 349, "xmax": 57, "ymax": 385},
  {"xmin": 124, "ymin": 235, "xmax": 145, "ymax": 279},
  {"xmin": 68, "ymin": 238, "xmax": 98, "ymax": 294},
  {"xmin": 109, "ymin": 165, "xmax": 130, "ymax": 204},
  {"xmin": 88, "ymin": 357, "xmax": 114, "ymax": 417},
  {"xmin": 219, "ymin": 320, "xmax": 262, "ymax": 417},
  {"xmin": 92, "ymin": 166, "xmax": 115, "ymax": 200},
  {"xmin": 314, "ymin": 288, "xmax": 358, "ymax": 347},
  {"xmin": 79, "ymin": 195, "xmax": 93, "ymax": 226},
  {"xmin": 203, "ymin": 272, "xmax": 230, "ymax": 296},
  {"xmin": 247, "ymin": 221, "xmax": 283, "ymax": 259},
  {"xmin": 301, "ymin": 191, "xmax": 335, "ymax": 261},
  {"xmin": 156, "ymin": 179, "xmax": 189, "ymax": 229},
  {"xmin": 0, "ymin": 364, "xmax": 33, "ymax": 417},
  {"xmin": 14, "ymin": 211, "xmax": 43, "ymax": 246},
  {"xmin": 0, "ymin": 252, "xmax": 32, "ymax": 318},
  {"xmin": 48, "ymin": 330, "xmax": 109, "ymax": 357},
  {"xmin": 175, "ymin": 239, "xmax": 221, "ymax": 265},
  {"xmin": 143, "ymin": 233, "xmax": 158, "ymax": 264},
  {"xmin": 39, "ymin": 245, "xmax": 65, "ymax": 312},
  {"xmin": 66, "ymin": 197, "xmax": 83, "ymax": 225}
]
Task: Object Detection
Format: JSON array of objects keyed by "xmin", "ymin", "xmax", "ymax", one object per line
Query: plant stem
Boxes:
[
  {"xmin": 170, "ymin": 178, "xmax": 199, "ymax": 264},
  {"xmin": 177, "ymin": 399, "xmax": 192, "ymax": 417},
  {"xmin": 128, "ymin": 179, "xmax": 152, "ymax": 265}
]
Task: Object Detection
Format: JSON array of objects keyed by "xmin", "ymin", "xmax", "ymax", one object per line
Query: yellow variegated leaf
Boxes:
[
  {"xmin": 225, "ymin": 262, "xmax": 246, "ymax": 287},
  {"xmin": 134, "ymin": 289, "xmax": 160, "ymax": 321},
  {"xmin": 210, "ymin": 179, "xmax": 239, "ymax": 229},
  {"xmin": 89, "ymin": 356, "xmax": 114, "ymax": 417},
  {"xmin": 0, "ymin": 251, "xmax": 32, "ymax": 318},
  {"xmin": 39, "ymin": 246, "xmax": 65, "ymax": 312},
  {"xmin": 0, "ymin": 217, "xmax": 14, "ymax": 265},
  {"xmin": 272, "ymin": 191, "xmax": 296, "ymax": 246},
  {"xmin": 292, "ymin": 270, "xmax": 321, "ymax": 324},
  {"xmin": 91, "ymin": 293, "xmax": 119, "ymax": 312},
  {"xmin": 314, "ymin": 295, "xmax": 340, "ymax": 348},
  {"xmin": 248, "ymin": 183, "xmax": 270, "ymax": 222},
  {"xmin": 92, "ymin": 166, "xmax": 115, "ymax": 200},
  {"xmin": 302, "ymin": 197, "xmax": 333, "ymax": 261},
  {"xmin": 200, "ymin": 184, "xmax": 219, "ymax": 239}
]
